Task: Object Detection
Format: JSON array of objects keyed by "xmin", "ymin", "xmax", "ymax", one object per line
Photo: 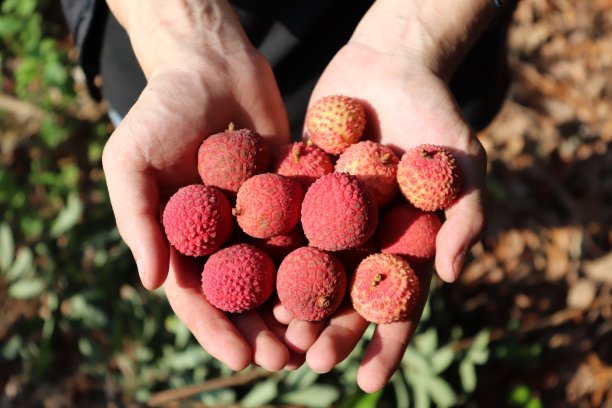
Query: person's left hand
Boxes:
[{"xmin": 274, "ymin": 34, "xmax": 488, "ymax": 392}]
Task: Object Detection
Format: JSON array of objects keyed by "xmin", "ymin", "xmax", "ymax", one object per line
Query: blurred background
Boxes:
[{"xmin": 1, "ymin": 0, "xmax": 611, "ymax": 406}]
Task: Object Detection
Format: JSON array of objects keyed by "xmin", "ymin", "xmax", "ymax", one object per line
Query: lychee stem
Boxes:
[
  {"xmin": 370, "ymin": 273, "xmax": 383, "ymax": 288},
  {"xmin": 291, "ymin": 145, "xmax": 302, "ymax": 163},
  {"xmin": 318, "ymin": 296, "xmax": 330, "ymax": 308},
  {"xmin": 420, "ymin": 148, "xmax": 434, "ymax": 159},
  {"xmin": 226, "ymin": 122, "xmax": 236, "ymax": 132},
  {"xmin": 380, "ymin": 153, "xmax": 391, "ymax": 165},
  {"xmin": 306, "ymin": 138, "xmax": 314, "ymax": 147},
  {"xmin": 232, "ymin": 207, "xmax": 240, "ymax": 216}
]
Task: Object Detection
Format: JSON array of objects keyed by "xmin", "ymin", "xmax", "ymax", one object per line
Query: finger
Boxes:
[
  {"xmin": 435, "ymin": 194, "xmax": 485, "ymax": 282},
  {"xmin": 259, "ymin": 303, "xmax": 305, "ymax": 370},
  {"xmin": 357, "ymin": 265, "xmax": 433, "ymax": 392},
  {"xmin": 102, "ymin": 136, "xmax": 169, "ymax": 290},
  {"xmin": 272, "ymin": 301, "xmax": 295, "ymax": 325},
  {"xmin": 164, "ymin": 250, "xmax": 252, "ymax": 371},
  {"xmin": 284, "ymin": 319, "xmax": 326, "ymax": 353},
  {"xmin": 435, "ymin": 141, "xmax": 487, "ymax": 282},
  {"xmin": 230, "ymin": 311, "xmax": 290, "ymax": 372},
  {"xmin": 305, "ymin": 306, "xmax": 369, "ymax": 373}
]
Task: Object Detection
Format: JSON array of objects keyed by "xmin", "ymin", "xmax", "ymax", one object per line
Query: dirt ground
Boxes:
[{"xmin": 457, "ymin": 0, "xmax": 612, "ymax": 406}]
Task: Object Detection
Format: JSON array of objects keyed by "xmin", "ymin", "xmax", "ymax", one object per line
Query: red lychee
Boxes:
[
  {"xmin": 301, "ymin": 172, "xmax": 378, "ymax": 251},
  {"xmin": 197, "ymin": 124, "xmax": 269, "ymax": 195},
  {"xmin": 378, "ymin": 203, "xmax": 442, "ymax": 266},
  {"xmin": 305, "ymin": 95, "xmax": 366, "ymax": 155},
  {"xmin": 396, "ymin": 144, "xmax": 460, "ymax": 211},
  {"xmin": 350, "ymin": 253, "xmax": 420, "ymax": 324},
  {"xmin": 162, "ymin": 184, "xmax": 233, "ymax": 257},
  {"xmin": 335, "ymin": 141, "xmax": 400, "ymax": 207},
  {"xmin": 276, "ymin": 246, "xmax": 346, "ymax": 321},
  {"xmin": 249, "ymin": 225, "xmax": 306, "ymax": 263},
  {"xmin": 234, "ymin": 173, "xmax": 304, "ymax": 239},
  {"xmin": 273, "ymin": 141, "xmax": 333, "ymax": 189},
  {"xmin": 201, "ymin": 243, "xmax": 275, "ymax": 313}
]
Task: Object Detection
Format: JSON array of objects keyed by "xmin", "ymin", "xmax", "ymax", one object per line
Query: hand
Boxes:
[
  {"xmin": 278, "ymin": 0, "xmax": 493, "ymax": 391},
  {"xmin": 102, "ymin": 0, "xmax": 292, "ymax": 371}
]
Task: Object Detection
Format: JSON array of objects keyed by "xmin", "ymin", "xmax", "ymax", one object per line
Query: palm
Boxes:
[
  {"xmin": 103, "ymin": 55, "xmax": 293, "ymax": 371},
  {"xmin": 281, "ymin": 43, "xmax": 487, "ymax": 391}
]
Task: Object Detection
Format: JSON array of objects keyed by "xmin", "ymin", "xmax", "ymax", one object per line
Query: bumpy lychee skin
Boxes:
[
  {"xmin": 301, "ymin": 173, "xmax": 378, "ymax": 251},
  {"xmin": 378, "ymin": 203, "xmax": 442, "ymax": 266},
  {"xmin": 335, "ymin": 141, "xmax": 400, "ymax": 207},
  {"xmin": 397, "ymin": 144, "xmax": 460, "ymax": 211},
  {"xmin": 162, "ymin": 184, "xmax": 233, "ymax": 257},
  {"xmin": 350, "ymin": 253, "xmax": 420, "ymax": 324},
  {"xmin": 277, "ymin": 247, "xmax": 346, "ymax": 321},
  {"xmin": 234, "ymin": 173, "xmax": 304, "ymax": 239},
  {"xmin": 305, "ymin": 95, "xmax": 366, "ymax": 155},
  {"xmin": 250, "ymin": 226, "xmax": 306, "ymax": 263},
  {"xmin": 273, "ymin": 142, "xmax": 333, "ymax": 188},
  {"xmin": 201, "ymin": 243, "xmax": 275, "ymax": 313},
  {"xmin": 197, "ymin": 124, "xmax": 269, "ymax": 195}
]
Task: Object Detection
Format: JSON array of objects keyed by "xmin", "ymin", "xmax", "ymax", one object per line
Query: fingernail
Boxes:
[
  {"xmin": 136, "ymin": 257, "xmax": 147, "ymax": 286},
  {"xmin": 452, "ymin": 251, "xmax": 466, "ymax": 281}
]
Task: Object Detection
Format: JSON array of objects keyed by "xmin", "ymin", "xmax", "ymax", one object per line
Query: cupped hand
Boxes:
[
  {"xmin": 101, "ymin": 35, "xmax": 292, "ymax": 369},
  {"xmin": 280, "ymin": 40, "xmax": 487, "ymax": 391}
]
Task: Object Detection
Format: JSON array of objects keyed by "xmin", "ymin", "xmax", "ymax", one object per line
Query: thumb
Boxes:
[{"xmin": 102, "ymin": 119, "xmax": 170, "ymax": 290}]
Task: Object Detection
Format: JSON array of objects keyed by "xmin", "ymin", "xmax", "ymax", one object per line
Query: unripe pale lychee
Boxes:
[
  {"xmin": 397, "ymin": 144, "xmax": 460, "ymax": 211},
  {"xmin": 350, "ymin": 253, "xmax": 420, "ymax": 324},
  {"xmin": 335, "ymin": 141, "xmax": 400, "ymax": 207},
  {"xmin": 276, "ymin": 246, "xmax": 346, "ymax": 321},
  {"xmin": 162, "ymin": 184, "xmax": 233, "ymax": 257},
  {"xmin": 197, "ymin": 124, "xmax": 269, "ymax": 195},
  {"xmin": 234, "ymin": 173, "xmax": 304, "ymax": 239},
  {"xmin": 301, "ymin": 172, "xmax": 378, "ymax": 251},
  {"xmin": 201, "ymin": 243, "xmax": 275, "ymax": 313},
  {"xmin": 305, "ymin": 95, "xmax": 366, "ymax": 155},
  {"xmin": 378, "ymin": 203, "xmax": 442, "ymax": 266},
  {"xmin": 273, "ymin": 142, "xmax": 333, "ymax": 188}
]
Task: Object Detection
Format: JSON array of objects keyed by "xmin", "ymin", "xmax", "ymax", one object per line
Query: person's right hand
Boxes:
[{"xmin": 102, "ymin": 0, "xmax": 292, "ymax": 371}]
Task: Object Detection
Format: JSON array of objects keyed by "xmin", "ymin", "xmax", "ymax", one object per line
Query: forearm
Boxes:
[
  {"xmin": 350, "ymin": 0, "xmax": 497, "ymax": 80},
  {"xmin": 104, "ymin": 0, "xmax": 252, "ymax": 77}
]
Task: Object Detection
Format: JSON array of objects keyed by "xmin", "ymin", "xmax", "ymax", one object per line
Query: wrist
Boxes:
[
  {"xmin": 105, "ymin": 0, "xmax": 254, "ymax": 78},
  {"xmin": 350, "ymin": 0, "xmax": 496, "ymax": 81}
]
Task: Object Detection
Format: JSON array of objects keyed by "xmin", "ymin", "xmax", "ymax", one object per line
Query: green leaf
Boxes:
[
  {"xmin": 471, "ymin": 330, "xmax": 490, "ymax": 351},
  {"xmin": 408, "ymin": 375, "xmax": 430, "ymax": 408},
  {"xmin": 402, "ymin": 346, "xmax": 432, "ymax": 375},
  {"xmin": 467, "ymin": 347, "xmax": 489, "ymax": 365},
  {"xmin": 1, "ymin": 335, "xmax": 22, "ymax": 360},
  {"xmin": 459, "ymin": 360, "xmax": 477, "ymax": 393},
  {"xmin": 414, "ymin": 328, "xmax": 438, "ymax": 356},
  {"xmin": 426, "ymin": 376, "xmax": 457, "ymax": 408},
  {"xmin": 355, "ymin": 390, "xmax": 383, "ymax": 408},
  {"xmin": 0, "ymin": 16, "xmax": 21, "ymax": 36},
  {"xmin": 0, "ymin": 222, "xmax": 14, "ymax": 271},
  {"xmin": 391, "ymin": 375, "xmax": 409, "ymax": 408},
  {"xmin": 508, "ymin": 384, "xmax": 531, "ymax": 405},
  {"xmin": 50, "ymin": 192, "xmax": 83, "ymax": 237},
  {"xmin": 5, "ymin": 247, "xmax": 34, "ymax": 282},
  {"xmin": 284, "ymin": 364, "xmax": 319, "ymax": 389},
  {"xmin": 8, "ymin": 278, "xmax": 45, "ymax": 299},
  {"xmin": 279, "ymin": 384, "xmax": 340, "ymax": 407},
  {"xmin": 431, "ymin": 346, "xmax": 455, "ymax": 374},
  {"xmin": 240, "ymin": 378, "xmax": 278, "ymax": 407}
]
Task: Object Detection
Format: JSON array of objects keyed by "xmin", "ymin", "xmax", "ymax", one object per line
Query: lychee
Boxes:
[
  {"xmin": 273, "ymin": 141, "xmax": 333, "ymax": 188},
  {"xmin": 350, "ymin": 253, "xmax": 420, "ymax": 324},
  {"xmin": 378, "ymin": 203, "xmax": 442, "ymax": 266},
  {"xmin": 250, "ymin": 225, "xmax": 306, "ymax": 263},
  {"xmin": 162, "ymin": 184, "xmax": 233, "ymax": 257},
  {"xmin": 396, "ymin": 144, "xmax": 460, "ymax": 211},
  {"xmin": 301, "ymin": 172, "xmax": 378, "ymax": 251},
  {"xmin": 336, "ymin": 237, "xmax": 379, "ymax": 273},
  {"xmin": 197, "ymin": 123, "xmax": 269, "ymax": 195},
  {"xmin": 276, "ymin": 246, "xmax": 346, "ymax": 321},
  {"xmin": 201, "ymin": 243, "xmax": 275, "ymax": 313},
  {"xmin": 305, "ymin": 95, "xmax": 366, "ymax": 155},
  {"xmin": 234, "ymin": 173, "xmax": 304, "ymax": 239},
  {"xmin": 335, "ymin": 141, "xmax": 400, "ymax": 207}
]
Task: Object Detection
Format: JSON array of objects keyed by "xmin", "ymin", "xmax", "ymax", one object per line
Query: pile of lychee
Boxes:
[{"xmin": 162, "ymin": 95, "xmax": 461, "ymax": 324}]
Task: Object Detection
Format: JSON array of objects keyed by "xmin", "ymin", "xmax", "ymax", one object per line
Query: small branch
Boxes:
[{"xmin": 147, "ymin": 367, "xmax": 272, "ymax": 407}]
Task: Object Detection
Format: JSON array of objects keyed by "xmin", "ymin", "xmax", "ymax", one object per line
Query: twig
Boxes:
[
  {"xmin": 0, "ymin": 92, "xmax": 45, "ymax": 121},
  {"xmin": 147, "ymin": 367, "xmax": 272, "ymax": 407}
]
